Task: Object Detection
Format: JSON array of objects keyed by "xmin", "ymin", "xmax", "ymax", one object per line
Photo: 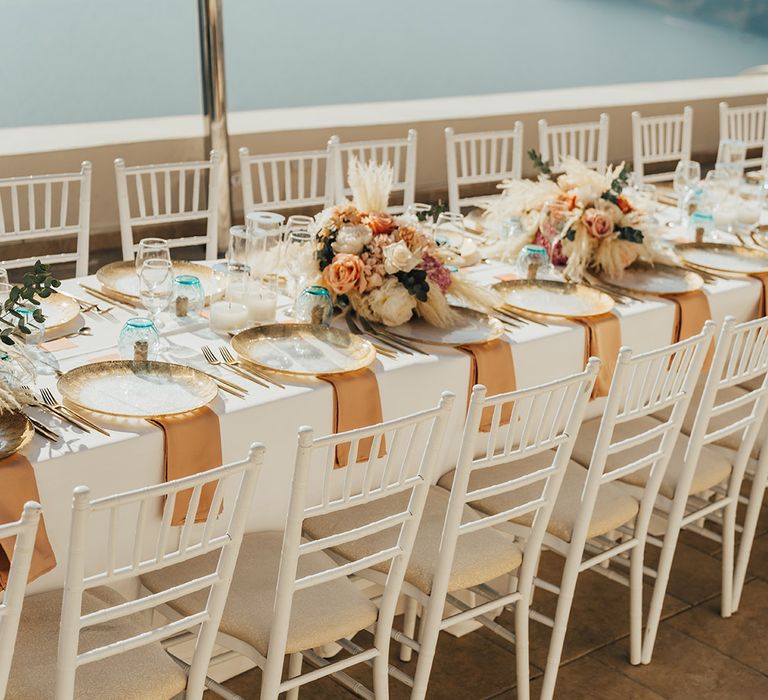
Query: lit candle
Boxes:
[{"xmin": 209, "ymin": 300, "xmax": 249, "ymax": 332}]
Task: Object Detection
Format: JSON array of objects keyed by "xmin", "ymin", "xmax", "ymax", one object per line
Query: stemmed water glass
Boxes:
[
  {"xmin": 672, "ymin": 160, "xmax": 701, "ymax": 227},
  {"xmin": 284, "ymin": 229, "xmax": 314, "ymax": 316},
  {"xmin": 139, "ymin": 259, "xmax": 174, "ymax": 327},
  {"xmin": 135, "ymin": 238, "xmax": 171, "ymax": 275}
]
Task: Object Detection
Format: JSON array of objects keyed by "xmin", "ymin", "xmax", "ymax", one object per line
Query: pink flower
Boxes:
[
  {"xmin": 322, "ymin": 254, "xmax": 366, "ymax": 295},
  {"xmin": 583, "ymin": 208, "xmax": 614, "ymax": 239},
  {"xmin": 534, "ymin": 230, "xmax": 568, "ymax": 266},
  {"xmin": 420, "ymin": 255, "xmax": 452, "ymax": 293}
]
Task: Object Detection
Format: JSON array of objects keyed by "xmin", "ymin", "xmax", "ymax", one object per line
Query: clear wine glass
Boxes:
[
  {"xmin": 139, "ymin": 259, "xmax": 174, "ymax": 326},
  {"xmin": 672, "ymin": 160, "xmax": 701, "ymax": 226},
  {"xmin": 284, "ymin": 230, "xmax": 314, "ymax": 316},
  {"xmin": 135, "ymin": 238, "xmax": 171, "ymax": 275}
]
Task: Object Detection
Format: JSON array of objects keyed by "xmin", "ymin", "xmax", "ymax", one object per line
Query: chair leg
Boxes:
[
  {"xmin": 721, "ymin": 499, "xmax": 737, "ymax": 619},
  {"xmin": 409, "ymin": 595, "xmax": 445, "ymax": 700},
  {"xmin": 259, "ymin": 651, "xmax": 284, "ymax": 700},
  {"xmin": 286, "ymin": 653, "xmax": 302, "ymax": 700},
  {"xmin": 372, "ymin": 639, "xmax": 390, "ymax": 700},
  {"xmin": 515, "ymin": 598, "xmax": 531, "ymax": 700},
  {"xmin": 539, "ymin": 546, "xmax": 582, "ymax": 700},
  {"xmin": 400, "ymin": 598, "xmax": 419, "ymax": 662},
  {"xmin": 629, "ymin": 544, "xmax": 643, "ymax": 665},
  {"xmin": 732, "ymin": 467, "xmax": 768, "ymax": 612}
]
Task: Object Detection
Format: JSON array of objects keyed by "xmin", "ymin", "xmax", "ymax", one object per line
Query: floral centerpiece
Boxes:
[
  {"xmin": 484, "ymin": 154, "xmax": 662, "ymax": 281},
  {"xmin": 310, "ymin": 159, "xmax": 497, "ymax": 327}
]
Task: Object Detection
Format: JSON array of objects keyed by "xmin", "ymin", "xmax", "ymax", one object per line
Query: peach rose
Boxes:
[
  {"xmin": 583, "ymin": 208, "xmax": 614, "ymax": 239},
  {"xmin": 322, "ymin": 254, "xmax": 365, "ymax": 295},
  {"xmin": 365, "ymin": 212, "xmax": 397, "ymax": 235}
]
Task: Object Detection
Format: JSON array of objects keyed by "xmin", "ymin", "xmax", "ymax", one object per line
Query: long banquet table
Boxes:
[{"xmin": 19, "ymin": 217, "xmax": 766, "ymax": 594}]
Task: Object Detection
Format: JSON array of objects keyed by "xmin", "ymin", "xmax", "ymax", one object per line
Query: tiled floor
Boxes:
[{"xmin": 204, "ymin": 500, "xmax": 768, "ymax": 699}]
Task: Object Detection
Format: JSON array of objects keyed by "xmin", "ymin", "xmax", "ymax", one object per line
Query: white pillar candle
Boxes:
[
  {"xmin": 245, "ymin": 293, "xmax": 276, "ymax": 323},
  {"xmin": 714, "ymin": 207, "xmax": 737, "ymax": 230},
  {"xmin": 738, "ymin": 204, "xmax": 761, "ymax": 226},
  {"xmin": 209, "ymin": 300, "xmax": 249, "ymax": 332}
]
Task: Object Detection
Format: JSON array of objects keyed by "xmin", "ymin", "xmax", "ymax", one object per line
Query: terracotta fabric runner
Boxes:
[
  {"xmin": 458, "ymin": 338, "xmax": 517, "ymax": 431},
  {"xmin": 0, "ymin": 454, "xmax": 56, "ymax": 588},
  {"xmin": 666, "ymin": 289, "xmax": 713, "ymax": 369},
  {"xmin": 748, "ymin": 272, "xmax": 768, "ymax": 317},
  {"xmin": 574, "ymin": 312, "xmax": 622, "ymax": 399},
  {"xmin": 319, "ymin": 369, "xmax": 387, "ymax": 468},
  {"xmin": 149, "ymin": 407, "xmax": 223, "ymax": 525}
]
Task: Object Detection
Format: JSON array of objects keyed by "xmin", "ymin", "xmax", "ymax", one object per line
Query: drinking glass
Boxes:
[
  {"xmin": 284, "ymin": 215, "xmax": 314, "ymax": 236},
  {"xmin": 501, "ymin": 217, "xmax": 524, "ymax": 240},
  {"xmin": 716, "ymin": 139, "xmax": 747, "ymax": 189},
  {"xmin": 433, "ymin": 212, "xmax": 465, "ymax": 239},
  {"xmin": 118, "ymin": 317, "xmax": 160, "ymax": 361},
  {"xmin": 16, "ymin": 307, "xmax": 54, "ymax": 375},
  {"xmin": 245, "ymin": 211, "xmax": 285, "ymax": 234},
  {"xmin": 629, "ymin": 183, "xmax": 657, "ymax": 216},
  {"xmin": 139, "ymin": 259, "xmax": 174, "ymax": 325},
  {"xmin": 0, "ymin": 268, "xmax": 8, "ymax": 285},
  {"xmin": 284, "ymin": 230, "xmax": 314, "ymax": 315},
  {"xmin": 405, "ymin": 203, "xmax": 433, "ymax": 224},
  {"xmin": 295, "ymin": 286, "xmax": 333, "ymax": 327},
  {"xmin": 172, "ymin": 275, "xmax": 205, "ymax": 318},
  {"xmin": 737, "ymin": 184, "xmax": 765, "ymax": 232},
  {"xmin": 672, "ymin": 160, "xmax": 701, "ymax": 226},
  {"xmin": 135, "ymin": 238, "xmax": 170, "ymax": 274},
  {"xmin": 227, "ymin": 225, "xmax": 251, "ymax": 273}
]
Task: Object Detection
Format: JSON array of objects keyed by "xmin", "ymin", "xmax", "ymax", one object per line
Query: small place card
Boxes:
[
  {"xmin": 90, "ymin": 353, "xmax": 122, "ymax": 363},
  {"xmin": 200, "ymin": 308, "xmax": 210, "ymax": 320},
  {"xmin": 40, "ymin": 337, "xmax": 77, "ymax": 352},
  {"xmin": 495, "ymin": 273, "xmax": 519, "ymax": 283}
]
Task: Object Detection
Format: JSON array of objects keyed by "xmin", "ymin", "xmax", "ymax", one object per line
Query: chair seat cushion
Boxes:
[
  {"xmin": 141, "ymin": 531, "xmax": 378, "ymax": 656},
  {"xmin": 653, "ymin": 380, "xmax": 766, "ymax": 461},
  {"xmin": 7, "ymin": 586, "xmax": 187, "ymax": 700},
  {"xmin": 304, "ymin": 486, "xmax": 522, "ymax": 595},
  {"xmin": 570, "ymin": 416, "xmax": 732, "ymax": 499},
  {"xmin": 437, "ymin": 456, "xmax": 640, "ymax": 543}
]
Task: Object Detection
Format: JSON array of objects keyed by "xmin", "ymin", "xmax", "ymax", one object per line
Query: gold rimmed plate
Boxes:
[
  {"xmin": 674, "ymin": 243, "xmax": 768, "ymax": 275},
  {"xmin": 39, "ymin": 294, "xmax": 81, "ymax": 332},
  {"xmin": 494, "ymin": 279, "xmax": 615, "ymax": 318},
  {"xmin": 97, "ymin": 261, "xmax": 224, "ymax": 302},
  {"xmin": 0, "ymin": 412, "xmax": 34, "ymax": 460},
  {"xmin": 598, "ymin": 262, "xmax": 704, "ymax": 296},
  {"xmin": 384, "ymin": 307, "xmax": 503, "ymax": 346},
  {"xmin": 231, "ymin": 324, "xmax": 376, "ymax": 376},
  {"xmin": 58, "ymin": 361, "xmax": 218, "ymax": 418}
]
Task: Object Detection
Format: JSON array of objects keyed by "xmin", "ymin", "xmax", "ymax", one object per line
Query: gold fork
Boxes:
[
  {"xmin": 201, "ymin": 345, "xmax": 269, "ymax": 388},
  {"xmin": 218, "ymin": 346, "xmax": 286, "ymax": 389},
  {"xmin": 40, "ymin": 387, "xmax": 111, "ymax": 436}
]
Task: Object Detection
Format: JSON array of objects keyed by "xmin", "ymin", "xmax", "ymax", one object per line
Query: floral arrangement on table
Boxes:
[
  {"xmin": 484, "ymin": 154, "xmax": 662, "ymax": 281},
  {"xmin": 310, "ymin": 159, "xmax": 498, "ymax": 327}
]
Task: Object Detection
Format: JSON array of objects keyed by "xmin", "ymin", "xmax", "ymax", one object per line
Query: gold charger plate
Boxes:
[
  {"xmin": 384, "ymin": 307, "xmax": 503, "ymax": 346},
  {"xmin": 674, "ymin": 243, "xmax": 768, "ymax": 275},
  {"xmin": 58, "ymin": 360, "xmax": 218, "ymax": 418},
  {"xmin": 494, "ymin": 279, "xmax": 615, "ymax": 318},
  {"xmin": 231, "ymin": 324, "xmax": 375, "ymax": 376},
  {"xmin": 97, "ymin": 261, "xmax": 224, "ymax": 302},
  {"xmin": 0, "ymin": 412, "xmax": 34, "ymax": 460},
  {"xmin": 598, "ymin": 262, "xmax": 704, "ymax": 296},
  {"xmin": 39, "ymin": 294, "xmax": 81, "ymax": 332}
]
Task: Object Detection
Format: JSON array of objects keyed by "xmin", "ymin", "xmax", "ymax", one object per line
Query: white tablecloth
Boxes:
[{"xmin": 19, "ymin": 218, "xmax": 766, "ymax": 593}]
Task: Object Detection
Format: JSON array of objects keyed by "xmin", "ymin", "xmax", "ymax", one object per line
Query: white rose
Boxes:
[
  {"xmin": 366, "ymin": 278, "xmax": 417, "ymax": 326},
  {"xmin": 382, "ymin": 240, "xmax": 420, "ymax": 274},
  {"xmin": 332, "ymin": 224, "xmax": 372, "ymax": 255}
]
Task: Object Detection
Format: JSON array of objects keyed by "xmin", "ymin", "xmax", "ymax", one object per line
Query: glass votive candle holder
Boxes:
[
  {"xmin": 501, "ymin": 216, "xmax": 524, "ymax": 240},
  {"xmin": 245, "ymin": 211, "xmax": 285, "ymax": 233},
  {"xmin": 295, "ymin": 286, "xmax": 333, "ymax": 326},
  {"xmin": 689, "ymin": 211, "xmax": 715, "ymax": 243},
  {"xmin": 173, "ymin": 275, "xmax": 204, "ymax": 318},
  {"xmin": 118, "ymin": 317, "xmax": 160, "ymax": 361},
  {"xmin": 516, "ymin": 244, "xmax": 550, "ymax": 280},
  {"xmin": 16, "ymin": 307, "xmax": 45, "ymax": 345}
]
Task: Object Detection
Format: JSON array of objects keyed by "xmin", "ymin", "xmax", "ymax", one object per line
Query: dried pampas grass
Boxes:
[{"xmin": 348, "ymin": 157, "xmax": 394, "ymax": 212}]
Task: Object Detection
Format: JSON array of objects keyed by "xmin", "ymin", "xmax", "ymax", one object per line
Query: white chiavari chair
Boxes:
[
  {"xmin": 141, "ymin": 394, "xmax": 454, "ymax": 700},
  {"xmin": 6, "ymin": 446, "xmax": 263, "ymax": 700},
  {"xmin": 0, "ymin": 162, "xmax": 92, "ymax": 277},
  {"xmin": 331, "ymin": 130, "xmax": 417, "ymax": 212},
  {"xmin": 305, "ymin": 364, "xmax": 598, "ymax": 700},
  {"xmin": 0, "ymin": 502, "xmax": 42, "ymax": 699},
  {"xmin": 537, "ymin": 114, "xmax": 609, "ymax": 174},
  {"xmin": 239, "ymin": 144, "xmax": 336, "ymax": 216},
  {"xmin": 632, "ymin": 316, "xmax": 768, "ymax": 663},
  {"xmin": 464, "ymin": 327, "xmax": 713, "ymax": 700},
  {"xmin": 114, "ymin": 151, "xmax": 220, "ymax": 262},
  {"xmin": 719, "ymin": 99, "xmax": 768, "ymax": 170},
  {"xmin": 631, "ymin": 106, "xmax": 694, "ymax": 183},
  {"xmin": 444, "ymin": 123, "xmax": 524, "ymax": 213}
]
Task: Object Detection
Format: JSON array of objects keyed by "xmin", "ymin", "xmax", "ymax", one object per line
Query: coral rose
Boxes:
[
  {"xmin": 365, "ymin": 212, "xmax": 397, "ymax": 235},
  {"xmin": 583, "ymin": 208, "xmax": 614, "ymax": 239},
  {"xmin": 616, "ymin": 195, "xmax": 633, "ymax": 214},
  {"xmin": 322, "ymin": 254, "xmax": 365, "ymax": 295}
]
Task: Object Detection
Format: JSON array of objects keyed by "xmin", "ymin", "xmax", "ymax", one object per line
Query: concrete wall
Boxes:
[{"xmin": 1, "ymin": 75, "xmax": 767, "ymax": 246}]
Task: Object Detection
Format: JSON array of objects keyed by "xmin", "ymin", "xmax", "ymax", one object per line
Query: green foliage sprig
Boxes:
[
  {"xmin": 316, "ymin": 229, "xmax": 337, "ymax": 271},
  {"xmin": 416, "ymin": 201, "xmax": 448, "ymax": 223},
  {"xmin": 528, "ymin": 149, "xmax": 553, "ymax": 179},
  {"xmin": 396, "ymin": 269, "xmax": 430, "ymax": 302},
  {"xmin": 616, "ymin": 226, "xmax": 644, "ymax": 244},
  {"xmin": 1, "ymin": 261, "xmax": 60, "ymax": 346},
  {"xmin": 600, "ymin": 163, "xmax": 633, "ymax": 205}
]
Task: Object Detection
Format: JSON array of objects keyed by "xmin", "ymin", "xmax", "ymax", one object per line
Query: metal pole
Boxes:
[{"xmin": 197, "ymin": 0, "xmax": 232, "ymax": 250}]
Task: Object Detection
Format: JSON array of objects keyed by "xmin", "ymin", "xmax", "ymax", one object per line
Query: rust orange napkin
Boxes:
[
  {"xmin": 749, "ymin": 272, "xmax": 768, "ymax": 317},
  {"xmin": 319, "ymin": 369, "xmax": 387, "ymax": 468},
  {"xmin": 458, "ymin": 339, "xmax": 517, "ymax": 431},
  {"xmin": 665, "ymin": 289, "xmax": 713, "ymax": 369},
  {"xmin": 574, "ymin": 312, "xmax": 621, "ymax": 398},
  {"xmin": 0, "ymin": 454, "xmax": 56, "ymax": 588},
  {"xmin": 149, "ymin": 407, "xmax": 223, "ymax": 525}
]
